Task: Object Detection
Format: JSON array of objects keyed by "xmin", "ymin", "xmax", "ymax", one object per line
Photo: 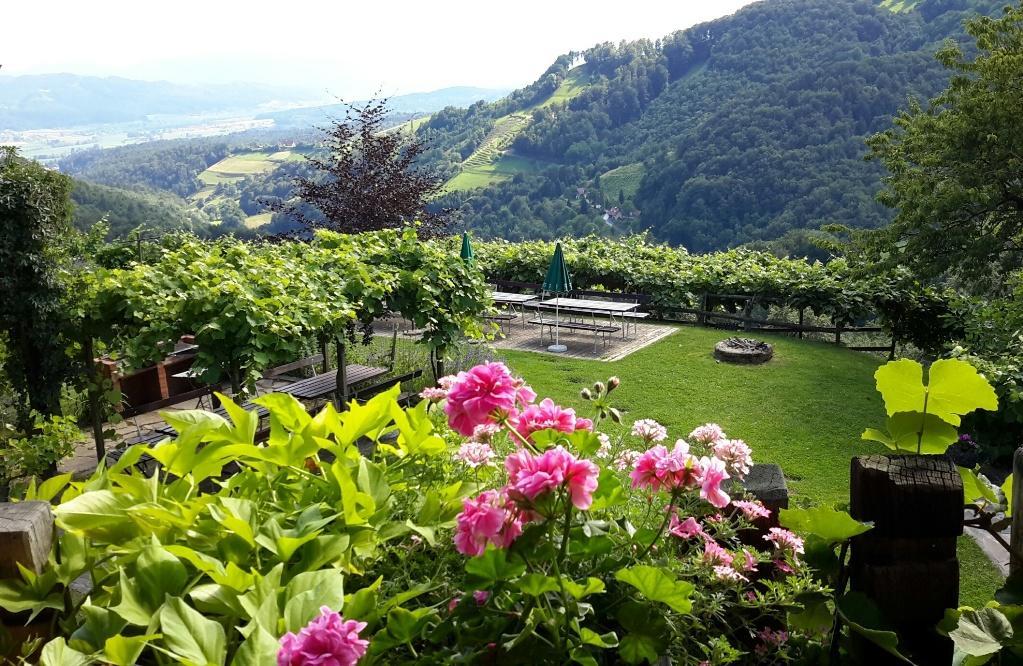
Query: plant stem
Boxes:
[
  {"xmin": 829, "ymin": 540, "xmax": 851, "ymax": 665},
  {"xmin": 917, "ymin": 389, "xmax": 930, "ymax": 455},
  {"xmin": 637, "ymin": 492, "xmax": 678, "ymax": 560}
]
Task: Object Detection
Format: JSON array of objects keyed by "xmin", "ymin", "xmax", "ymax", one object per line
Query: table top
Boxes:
[
  {"xmin": 281, "ymin": 364, "xmax": 388, "ymax": 400},
  {"xmin": 492, "ymin": 291, "xmax": 538, "ymax": 304},
  {"xmin": 538, "ymin": 297, "xmax": 639, "ymax": 312}
]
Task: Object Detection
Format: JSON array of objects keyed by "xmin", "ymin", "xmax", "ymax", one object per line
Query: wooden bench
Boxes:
[
  {"xmin": 263, "ymin": 353, "xmax": 325, "ymax": 380},
  {"xmin": 483, "ymin": 312, "xmax": 518, "ymax": 334},
  {"xmin": 528, "ymin": 318, "xmax": 620, "ymax": 352},
  {"xmin": 353, "ymin": 369, "xmax": 425, "ymax": 407}
]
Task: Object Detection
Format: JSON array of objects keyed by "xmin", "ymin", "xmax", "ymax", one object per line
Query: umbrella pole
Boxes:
[{"xmin": 548, "ymin": 297, "xmax": 567, "ymax": 353}]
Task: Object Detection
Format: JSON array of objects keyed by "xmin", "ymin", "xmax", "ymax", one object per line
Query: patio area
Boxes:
[{"xmin": 489, "ymin": 317, "xmax": 678, "ymax": 361}]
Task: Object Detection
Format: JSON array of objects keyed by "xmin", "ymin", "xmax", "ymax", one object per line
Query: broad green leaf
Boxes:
[
  {"xmin": 590, "ymin": 468, "xmax": 627, "ymax": 510},
  {"xmin": 862, "ymin": 412, "xmax": 961, "ymax": 455},
  {"xmin": 103, "ymin": 634, "xmax": 156, "ymax": 666},
  {"xmin": 230, "ymin": 627, "xmax": 278, "ymax": 666},
  {"xmin": 136, "ymin": 538, "xmax": 188, "ymax": 609},
  {"xmin": 618, "ymin": 633, "xmax": 661, "ymax": 664},
  {"xmin": 32, "ymin": 473, "xmax": 72, "ymax": 502},
  {"xmin": 464, "ymin": 548, "xmax": 526, "ymax": 589},
  {"xmin": 54, "ymin": 490, "xmax": 137, "ymax": 541},
  {"xmin": 343, "ymin": 577, "xmax": 382, "ymax": 626},
  {"xmin": 563, "ymin": 577, "xmax": 606, "ymax": 600},
  {"xmin": 949, "ymin": 607, "xmax": 1013, "ymax": 659},
  {"xmin": 213, "ymin": 392, "xmax": 259, "ymax": 444},
  {"xmin": 70, "ymin": 604, "xmax": 128, "ymax": 652},
  {"xmin": 875, "ymin": 359, "xmax": 998, "ymax": 427},
  {"xmin": 518, "ymin": 573, "xmax": 561, "ymax": 596},
  {"xmin": 39, "ymin": 637, "xmax": 92, "ymax": 666},
  {"xmin": 788, "ymin": 592, "xmax": 833, "ymax": 634},
  {"xmin": 283, "ymin": 570, "xmax": 345, "ymax": 632},
  {"xmin": 578, "ymin": 627, "xmax": 618, "ymax": 648},
  {"xmin": 385, "ymin": 607, "xmax": 436, "ymax": 643},
  {"xmin": 112, "ymin": 569, "xmax": 158, "ymax": 626},
  {"xmin": 779, "ymin": 506, "xmax": 872, "ymax": 544},
  {"xmin": 614, "ymin": 566, "xmax": 693, "ymax": 614},
  {"xmin": 960, "ymin": 467, "xmax": 1000, "ymax": 504},
  {"xmin": 161, "ymin": 409, "xmax": 228, "ymax": 435},
  {"xmin": 837, "ymin": 592, "xmax": 912, "ymax": 663},
  {"xmin": 159, "ymin": 596, "xmax": 227, "ymax": 666}
]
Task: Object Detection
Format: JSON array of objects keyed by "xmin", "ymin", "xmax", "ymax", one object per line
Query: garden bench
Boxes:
[
  {"xmin": 528, "ymin": 317, "xmax": 620, "ymax": 352},
  {"xmin": 279, "ymin": 364, "xmax": 389, "ymax": 401},
  {"xmin": 483, "ymin": 312, "xmax": 518, "ymax": 334},
  {"xmin": 262, "ymin": 353, "xmax": 325, "ymax": 380},
  {"xmin": 353, "ymin": 369, "xmax": 425, "ymax": 407}
]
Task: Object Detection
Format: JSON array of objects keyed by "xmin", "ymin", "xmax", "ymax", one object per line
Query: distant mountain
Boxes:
[
  {"xmin": 415, "ymin": 0, "xmax": 1007, "ymax": 252},
  {"xmin": 261, "ymin": 86, "xmax": 512, "ymax": 128},
  {"xmin": 0, "ymin": 73, "xmax": 323, "ymax": 130}
]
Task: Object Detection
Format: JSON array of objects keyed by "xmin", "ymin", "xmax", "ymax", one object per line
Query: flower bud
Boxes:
[
  {"xmin": 593, "ymin": 382, "xmax": 606, "ymax": 394},
  {"xmin": 580, "ymin": 388, "xmax": 593, "ymax": 400},
  {"xmin": 607, "ymin": 376, "xmax": 620, "ymax": 390},
  {"xmin": 609, "ymin": 408, "xmax": 623, "ymax": 424}
]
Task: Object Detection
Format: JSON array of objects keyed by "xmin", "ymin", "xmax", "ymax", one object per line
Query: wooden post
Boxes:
[
  {"xmin": 335, "ymin": 340, "xmax": 348, "ymax": 410},
  {"xmin": 889, "ymin": 335, "xmax": 898, "ymax": 361},
  {"xmin": 82, "ymin": 337, "xmax": 105, "ymax": 462},
  {"xmin": 319, "ymin": 337, "xmax": 330, "ymax": 374},
  {"xmin": 798, "ymin": 308, "xmax": 805, "ymax": 340},
  {"xmin": 434, "ymin": 346, "xmax": 446, "ymax": 381},
  {"xmin": 835, "ymin": 323, "xmax": 843, "ymax": 346},
  {"xmin": 1011, "ymin": 447, "xmax": 1023, "ymax": 576},
  {"xmin": 388, "ymin": 325, "xmax": 399, "ymax": 370},
  {"xmin": 742, "ymin": 298, "xmax": 753, "ymax": 332},
  {"xmin": 697, "ymin": 294, "xmax": 708, "ymax": 326},
  {"xmin": 0, "ymin": 502, "xmax": 52, "ymax": 578},
  {"xmin": 849, "ymin": 455, "xmax": 961, "ymax": 664}
]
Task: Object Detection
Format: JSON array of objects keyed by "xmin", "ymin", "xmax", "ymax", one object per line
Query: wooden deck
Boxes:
[{"xmin": 490, "ymin": 319, "xmax": 678, "ymax": 361}]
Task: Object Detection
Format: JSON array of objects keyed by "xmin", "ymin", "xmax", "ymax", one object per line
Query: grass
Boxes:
[
  {"xmin": 494, "ymin": 325, "xmax": 1003, "ymax": 606},
  {"xmin": 537, "ymin": 67, "xmax": 595, "ymax": 109},
  {"xmin": 444, "ymin": 153, "xmax": 542, "ymax": 192},
  {"xmin": 600, "ymin": 163, "xmax": 645, "ymax": 203},
  {"xmin": 244, "ymin": 212, "xmax": 273, "ymax": 228}
]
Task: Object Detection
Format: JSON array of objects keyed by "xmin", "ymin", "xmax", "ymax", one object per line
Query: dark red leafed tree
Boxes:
[{"xmin": 269, "ymin": 98, "xmax": 451, "ymax": 236}]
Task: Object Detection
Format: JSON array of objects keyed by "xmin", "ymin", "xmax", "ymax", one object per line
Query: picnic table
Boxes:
[
  {"xmin": 488, "ymin": 291, "xmax": 538, "ymax": 330},
  {"xmin": 536, "ymin": 297, "xmax": 640, "ymax": 339},
  {"xmin": 280, "ymin": 364, "xmax": 387, "ymax": 400}
]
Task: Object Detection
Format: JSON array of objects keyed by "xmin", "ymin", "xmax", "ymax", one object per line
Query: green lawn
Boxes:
[
  {"xmin": 600, "ymin": 162, "xmax": 645, "ymax": 203},
  {"xmin": 495, "ymin": 325, "xmax": 1003, "ymax": 606}
]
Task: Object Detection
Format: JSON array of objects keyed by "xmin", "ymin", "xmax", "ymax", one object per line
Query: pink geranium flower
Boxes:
[
  {"xmin": 505, "ymin": 446, "xmax": 599, "ymax": 510},
  {"xmin": 513, "ymin": 398, "xmax": 584, "ymax": 440},
  {"xmin": 454, "ymin": 490, "xmax": 523, "ymax": 556},
  {"xmin": 698, "ymin": 456, "xmax": 731, "ymax": 508},
  {"xmin": 668, "ymin": 514, "xmax": 707, "ymax": 540},
  {"xmin": 688, "ymin": 423, "xmax": 726, "ymax": 445},
  {"xmin": 454, "ymin": 442, "xmax": 496, "ymax": 468},
  {"xmin": 712, "ymin": 438, "xmax": 753, "ymax": 479},
  {"xmin": 630, "ymin": 442, "xmax": 703, "ymax": 492},
  {"xmin": 703, "ymin": 540, "xmax": 733, "ymax": 566},
  {"xmin": 631, "ymin": 419, "xmax": 668, "ymax": 443},
  {"xmin": 419, "ymin": 386, "xmax": 447, "ymax": 402},
  {"xmin": 444, "ymin": 363, "xmax": 520, "ymax": 436},
  {"xmin": 764, "ymin": 528, "xmax": 804, "ymax": 559},
  {"xmin": 714, "ymin": 565, "xmax": 748, "ymax": 583},
  {"xmin": 277, "ymin": 606, "xmax": 368, "ymax": 666},
  {"xmin": 733, "ymin": 499, "xmax": 771, "ymax": 521}
]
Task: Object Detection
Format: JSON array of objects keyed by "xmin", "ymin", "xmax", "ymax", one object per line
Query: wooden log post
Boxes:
[
  {"xmin": 82, "ymin": 336, "xmax": 106, "ymax": 463},
  {"xmin": 335, "ymin": 340, "xmax": 348, "ymax": 410},
  {"xmin": 835, "ymin": 322, "xmax": 843, "ymax": 346},
  {"xmin": 697, "ymin": 294, "xmax": 708, "ymax": 326},
  {"xmin": 742, "ymin": 298, "xmax": 753, "ymax": 332},
  {"xmin": 798, "ymin": 308, "xmax": 805, "ymax": 340},
  {"xmin": 1011, "ymin": 447, "xmax": 1023, "ymax": 576},
  {"xmin": 849, "ymin": 455, "xmax": 962, "ymax": 664},
  {"xmin": 0, "ymin": 502, "xmax": 55, "ymax": 650},
  {"xmin": 319, "ymin": 336, "xmax": 330, "ymax": 374}
]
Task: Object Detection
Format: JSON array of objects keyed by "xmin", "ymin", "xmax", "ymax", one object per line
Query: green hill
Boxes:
[{"xmin": 423, "ymin": 0, "xmax": 1007, "ymax": 250}]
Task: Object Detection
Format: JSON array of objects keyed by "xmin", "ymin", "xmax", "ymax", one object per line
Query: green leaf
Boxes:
[
  {"xmin": 949, "ymin": 607, "xmax": 1013, "ymax": 659},
  {"xmin": 385, "ymin": 607, "xmax": 435, "ymax": 644},
  {"xmin": 230, "ymin": 627, "xmax": 279, "ymax": 666},
  {"xmin": 39, "ymin": 637, "xmax": 92, "ymax": 666},
  {"xmin": 283, "ymin": 570, "xmax": 345, "ymax": 632},
  {"xmin": 875, "ymin": 358, "xmax": 998, "ymax": 427},
  {"xmin": 159, "ymin": 596, "xmax": 227, "ymax": 666},
  {"xmin": 136, "ymin": 538, "xmax": 188, "ymax": 609},
  {"xmin": 614, "ymin": 566, "xmax": 693, "ymax": 614},
  {"xmin": 1003, "ymin": 475, "xmax": 1014, "ymax": 518},
  {"xmin": 464, "ymin": 548, "xmax": 526, "ymax": 589},
  {"xmin": 960, "ymin": 467, "xmax": 1000, "ymax": 504},
  {"xmin": 788, "ymin": 592, "xmax": 833, "ymax": 634},
  {"xmin": 779, "ymin": 506, "xmax": 872, "ymax": 544},
  {"xmin": 836, "ymin": 592, "xmax": 912, "ymax": 663},
  {"xmin": 578, "ymin": 627, "xmax": 618, "ymax": 648},
  {"xmin": 54, "ymin": 489, "xmax": 137, "ymax": 541},
  {"xmin": 517, "ymin": 573, "xmax": 561, "ymax": 596},
  {"xmin": 32, "ymin": 473, "xmax": 72, "ymax": 502},
  {"xmin": 618, "ymin": 633, "xmax": 660, "ymax": 664},
  {"xmin": 103, "ymin": 634, "xmax": 156, "ymax": 666},
  {"xmin": 563, "ymin": 577, "xmax": 606, "ymax": 600},
  {"xmin": 862, "ymin": 412, "xmax": 961, "ymax": 455}
]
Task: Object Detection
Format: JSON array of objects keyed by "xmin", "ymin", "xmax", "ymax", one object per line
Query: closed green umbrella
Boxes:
[
  {"xmin": 459, "ymin": 231, "xmax": 475, "ymax": 265},
  {"xmin": 542, "ymin": 242, "xmax": 572, "ymax": 352}
]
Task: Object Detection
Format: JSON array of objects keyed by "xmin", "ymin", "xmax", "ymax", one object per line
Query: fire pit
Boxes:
[{"xmin": 714, "ymin": 337, "xmax": 773, "ymax": 364}]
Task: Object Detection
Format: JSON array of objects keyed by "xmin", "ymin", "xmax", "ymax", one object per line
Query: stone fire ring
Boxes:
[{"xmin": 714, "ymin": 337, "xmax": 774, "ymax": 364}]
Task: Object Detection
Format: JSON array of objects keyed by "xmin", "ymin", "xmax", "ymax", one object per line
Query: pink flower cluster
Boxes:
[
  {"xmin": 755, "ymin": 628, "xmax": 790, "ymax": 656},
  {"xmin": 514, "ymin": 398, "xmax": 592, "ymax": 441},
  {"xmin": 712, "ymin": 438, "xmax": 753, "ymax": 479},
  {"xmin": 732, "ymin": 499, "xmax": 771, "ymax": 521},
  {"xmin": 629, "ymin": 441, "xmax": 731, "ymax": 508},
  {"xmin": 278, "ymin": 606, "xmax": 368, "ymax": 666},
  {"xmin": 764, "ymin": 528, "xmax": 805, "ymax": 560},
  {"xmin": 688, "ymin": 423, "xmax": 726, "ymax": 445},
  {"xmin": 506, "ymin": 446, "xmax": 599, "ymax": 510},
  {"xmin": 454, "ymin": 490, "xmax": 525, "ymax": 557},
  {"xmin": 453, "ymin": 441, "xmax": 496, "ymax": 468},
  {"xmin": 443, "ymin": 363, "xmax": 533, "ymax": 436},
  {"xmin": 631, "ymin": 419, "xmax": 668, "ymax": 443}
]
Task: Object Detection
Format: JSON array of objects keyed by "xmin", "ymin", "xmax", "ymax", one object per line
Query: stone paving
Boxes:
[{"xmin": 489, "ymin": 317, "xmax": 678, "ymax": 361}]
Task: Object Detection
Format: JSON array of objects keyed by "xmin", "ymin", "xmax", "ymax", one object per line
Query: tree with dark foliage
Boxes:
[{"xmin": 269, "ymin": 98, "xmax": 451, "ymax": 236}]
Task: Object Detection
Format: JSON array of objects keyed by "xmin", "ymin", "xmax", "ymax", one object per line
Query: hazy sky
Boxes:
[{"xmin": 4, "ymin": 1, "xmax": 757, "ymax": 97}]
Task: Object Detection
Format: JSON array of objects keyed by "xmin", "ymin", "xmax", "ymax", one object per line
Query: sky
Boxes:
[{"xmin": 3, "ymin": 0, "xmax": 758, "ymax": 97}]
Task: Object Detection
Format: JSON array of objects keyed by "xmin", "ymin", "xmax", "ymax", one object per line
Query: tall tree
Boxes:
[
  {"xmin": 866, "ymin": 3, "xmax": 1023, "ymax": 289},
  {"xmin": 0, "ymin": 147, "xmax": 76, "ymax": 428},
  {"xmin": 270, "ymin": 99, "xmax": 451, "ymax": 236}
]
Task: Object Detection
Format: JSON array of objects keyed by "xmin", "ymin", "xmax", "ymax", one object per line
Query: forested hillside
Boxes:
[
  {"xmin": 421, "ymin": 0, "xmax": 1006, "ymax": 251},
  {"xmin": 70, "ymin": 179, "xmax": 211, "ymax": 237}
]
